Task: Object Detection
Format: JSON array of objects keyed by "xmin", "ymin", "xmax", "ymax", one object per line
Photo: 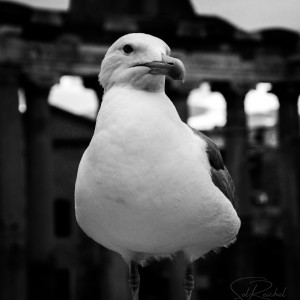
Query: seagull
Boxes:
[{"xmin": 75, "ymin": 33, "xmax": 241, "ymax": 300}]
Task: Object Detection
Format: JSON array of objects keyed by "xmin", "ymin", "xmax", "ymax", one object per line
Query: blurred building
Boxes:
[{"xmin": 0, "ymin": 0, "xmax": 300, "ymax": 300}]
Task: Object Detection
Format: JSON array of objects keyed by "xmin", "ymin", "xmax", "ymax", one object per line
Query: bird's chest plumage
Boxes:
[
  {"xmin": 86, "ymin": 88, "xmax": 200, "ymax": 200},
  {"xmin": 75, "ymin": 88, "xmax": 239, "ymax": 258}
]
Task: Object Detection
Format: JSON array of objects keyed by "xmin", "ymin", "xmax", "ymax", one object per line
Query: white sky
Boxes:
[
  {"xmin": 48, "ymin": 76, "xmax": 98, "ymax": 119},
  {"xmin": 245, "ymin": 83, "xmax": 279, "ymax": 114},
  {"xmin": 190, "ymin": 0, "xmax": 300, "ymax": 32},
  {"xmin": 187, "ymin": 82, "xmax": 282, "ymax": 130},
  {"xmin": 187, "ymin": 83, "xmax": 227, "ymax": 130},
  {"xmin": 245, "ymin": 83, "xmax": 279, "ymax": 128},
  {"xmin": 3, "ymin": 0, "xmax": 70, "ymax": 10}
]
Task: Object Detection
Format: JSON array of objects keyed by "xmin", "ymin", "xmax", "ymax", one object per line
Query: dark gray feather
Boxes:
[{"xmin": 191, "ymin": 128, "xmax": 237, "ymax": 209}]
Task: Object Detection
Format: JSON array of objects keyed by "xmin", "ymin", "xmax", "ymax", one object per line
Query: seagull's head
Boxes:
[{"xmin": 99, "ymin": 33, "xmax": 186, "ymax": 93}]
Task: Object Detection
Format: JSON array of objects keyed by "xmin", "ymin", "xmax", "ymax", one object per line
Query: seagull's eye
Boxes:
[{"xmin": 122, "ymin": 44, "xmax": 134, "ymax": 54}]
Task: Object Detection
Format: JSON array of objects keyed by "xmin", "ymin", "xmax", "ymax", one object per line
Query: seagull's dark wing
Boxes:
[{"xmin": 191, "ymin": 128, "xmax": 237, "ymax": 209}]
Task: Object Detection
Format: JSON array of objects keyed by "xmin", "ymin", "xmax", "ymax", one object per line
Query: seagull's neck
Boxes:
[
  {"xmin": 96, "ymin": 86, "xmax": 182, "ymax": 131},
  {"xmin": 102, "ymin": 74, "xmax": 166, "ymax": 93}
]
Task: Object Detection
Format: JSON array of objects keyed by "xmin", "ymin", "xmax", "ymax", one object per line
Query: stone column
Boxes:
[
  {"xmin": 272, "ymin": 82, "xmax": 300, "ymax": 300},
  {"xmin": 211, "ymin": 81, "xmax": 251, "ymax": 215},
  {"xmin": 165, "ymin": 80, "xmax": 189, "ymax": 122},
  {"xmin": 22, "ymin": 74, "xmax": 58, "ymax": 300},
  {"xmin": 82, "ymin": 75, "xmax": 104, "ymax": 114},
  {"xmin": 272, "ymin": 83, "xmax": 300, "ymax": 143},
  {"xmin": 0, "ymin": 65, "xmax": 27, "ymax": 300}
]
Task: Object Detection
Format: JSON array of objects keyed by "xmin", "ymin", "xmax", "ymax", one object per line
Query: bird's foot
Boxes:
[
  {"xmin": 183, "ymin": 262, "xmax": 194, "ymax": 300},
  {"xmin": 131, "ymin": 290, "xmax": 139, "ymax": 300},
  {"xmin": 129, "ymin": 261, "xmax": 140, "ymax": 300},
  {"xmin": 184, "ymin": 293, "xmax": 192, "ymax": 300}
]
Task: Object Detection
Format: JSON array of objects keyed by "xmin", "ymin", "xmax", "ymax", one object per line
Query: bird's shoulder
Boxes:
[{"xmin": 191, "ymin": 128, "xmax": 237, "ymax": 208}]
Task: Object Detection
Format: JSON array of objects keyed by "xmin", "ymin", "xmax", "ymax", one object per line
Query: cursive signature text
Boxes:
[{"xmin": 230, "ymin": 277, "xmax": 286, "ymax": 300}]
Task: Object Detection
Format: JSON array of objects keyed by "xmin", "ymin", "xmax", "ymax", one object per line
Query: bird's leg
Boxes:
[
  {"xmin": 129, "ymin": 260, "xmax": 140, "ymax": 300},
  {"xmin": 183, "ymin": 261, "xmax": 194, "ymax": 300}
]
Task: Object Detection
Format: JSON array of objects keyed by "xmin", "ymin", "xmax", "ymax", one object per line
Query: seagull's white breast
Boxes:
[{"xmin": 75, "ymin": 86, "xmax": 240, "ymax": 261}]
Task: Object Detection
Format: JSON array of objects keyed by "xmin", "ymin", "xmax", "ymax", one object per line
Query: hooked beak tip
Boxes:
[
  {"xmin": 138, "ymin": 54, "xmax": 186, "ymax": 82},
  {"xmin": 161, "ymin": 53, "xmax": 186, "ymax": 82}
]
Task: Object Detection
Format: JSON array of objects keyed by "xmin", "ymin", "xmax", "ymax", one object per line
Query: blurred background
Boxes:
[{"xmin": 0, "ymin": 0, "xmax": 300, "ymax": 300}]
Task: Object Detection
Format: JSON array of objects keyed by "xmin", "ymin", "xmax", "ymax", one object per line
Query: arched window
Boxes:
[
  {"xmin": 187, "ymin": 82, "xmax": 226, "ymax": 131},
  {"xmin": 49, "ymin": 76, "xmax": 98, "ymax": 119},
  {"xmin": 245, "ymin": 83, "xmax": 279, "ymax": 147}
]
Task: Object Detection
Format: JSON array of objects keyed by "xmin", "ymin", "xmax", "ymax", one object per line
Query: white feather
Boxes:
[{"xmin": 75, "ymin": 86, "xmax": 240, "ymax": 263}]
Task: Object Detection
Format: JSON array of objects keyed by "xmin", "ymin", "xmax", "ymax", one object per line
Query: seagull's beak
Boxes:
[{"xmin": 141, "ymin": 53, "xmax": 186, "ymax": 82}]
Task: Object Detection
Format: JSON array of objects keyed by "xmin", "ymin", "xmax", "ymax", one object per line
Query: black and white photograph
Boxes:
[{"xmin": 0, "ymin": 1, "xmax": 299, "ymax": 300}]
